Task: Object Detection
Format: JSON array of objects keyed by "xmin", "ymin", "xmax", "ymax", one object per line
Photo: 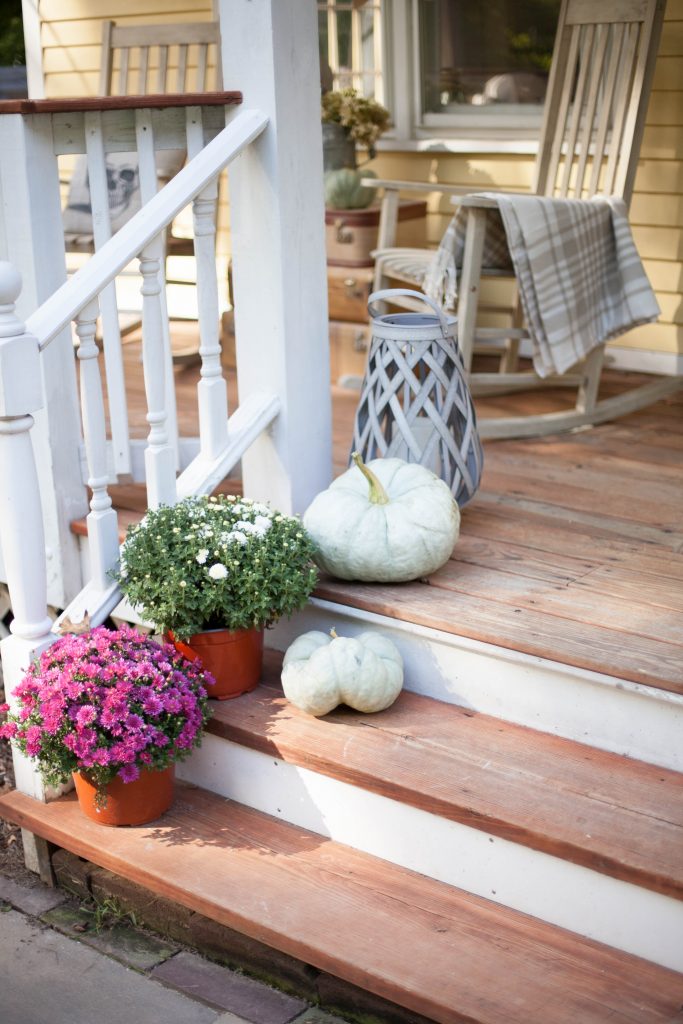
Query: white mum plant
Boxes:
[{"xmin": 114, "ymin": 495, "xmax": 317, "ymax": 641}]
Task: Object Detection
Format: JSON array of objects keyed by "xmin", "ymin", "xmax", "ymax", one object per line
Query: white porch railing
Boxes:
[
  {"xmin": 0, "ymin": 87, "xmax": 331, "ymax": 827},
  {"xmin": 0, "ymin": 98, "xmax": 276, "ymax": 803}
]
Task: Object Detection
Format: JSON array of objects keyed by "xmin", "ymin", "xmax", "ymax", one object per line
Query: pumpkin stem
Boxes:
[
  {"xmin": 352, "ymin": 452, "xmax": 389, "ymax": 505},
  {"xmin": 329, "ymin": 628, "xmax": 338, "ymax": 639}
]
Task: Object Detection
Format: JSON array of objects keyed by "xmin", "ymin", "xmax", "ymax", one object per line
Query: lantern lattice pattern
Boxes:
[{"xmin": 352, "ymin": 290, "xmax": 483, "ymax": 507}]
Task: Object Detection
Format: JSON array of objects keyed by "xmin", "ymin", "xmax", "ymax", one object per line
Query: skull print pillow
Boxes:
[{"xmin": 62, "ymin": 149, "xmax": 184, "ymax": 239}]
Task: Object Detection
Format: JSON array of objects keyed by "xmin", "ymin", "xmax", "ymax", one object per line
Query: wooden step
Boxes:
[
  {"xmin": 1, "ymin": 784, "xmax": 682, "ymax": 1024},
  {"xmin": 207, "ymin": 654, "xmax": 683, "ymax": 902}
]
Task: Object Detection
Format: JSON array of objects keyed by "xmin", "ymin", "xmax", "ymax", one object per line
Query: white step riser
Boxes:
[
  {"xmin": 179, "ymin": 734, "xmax": 683, "ymax": 973},
  {"xmin": 270, "ymin": 599, "xmax": 683, "ymax": 773}
]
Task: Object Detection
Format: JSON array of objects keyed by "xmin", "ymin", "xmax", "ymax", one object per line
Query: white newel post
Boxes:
[
  {"xmin": 0, "ymin": 264, "xmax": 57, "ymax": 874},
  {"xmin": 220, "ymin": 0, "xmax": 332, "ymax": 513},
  {"xmin": 0, "ymin": 112, "xmax": 87, "ymax": 609}
]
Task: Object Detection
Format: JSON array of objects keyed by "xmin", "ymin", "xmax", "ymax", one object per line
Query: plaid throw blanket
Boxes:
[{"xmin": 423, "ymin": 194, "xmax": 660, "ymax": 377}]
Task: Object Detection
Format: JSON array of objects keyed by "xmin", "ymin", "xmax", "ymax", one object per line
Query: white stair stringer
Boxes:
[
  {"xmin": 178, "ymin": 733, "xmax": 683, "ymax": 973},
  {"xmin": 269, "ymin": 597, "xmax": 683, "ymax": 773}
]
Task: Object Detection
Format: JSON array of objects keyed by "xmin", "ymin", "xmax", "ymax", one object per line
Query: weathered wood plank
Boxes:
[
  {"xmin": 452, "ymin": 534, "xmax": 683, "ymax": 611},
  {"xmin": 209, "ymin": 669, "xmax": 683, "ymax": 899},
  {"xmin": 314, "ymin": 578, "xmax": 683, "ymax": 693},
  {"xmin": 432, "ymin": 561, "xmax": 682, "ymax": 644},
  {"xmin": 0, "ymin": 91, "xmax": 242, "ymax": 114},
  {"xmin": 1, "ymin": 786, "xmax": 682, "ymax": 1024}
]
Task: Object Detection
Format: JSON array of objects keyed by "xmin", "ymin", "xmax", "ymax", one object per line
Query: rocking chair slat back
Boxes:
[{"xmin": 534, "ymin": 0, "xmax": 665, "ymax": 205}]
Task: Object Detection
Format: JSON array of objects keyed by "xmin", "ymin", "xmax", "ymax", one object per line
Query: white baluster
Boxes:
[
  {"xmin": 0, "ymin": 263, "xmax": 55, "ymax": 809},
  {"xmin": 135, "ymin": 108, "xmax": 180, "ymax": 470},
  {"xmin": 75, "ymin": 299, "xmax": 120, "ymax": 592},
  {"xmin": 84, "ymin": 111, "xmax": 132, "ymax": 477},
  {"xmin": 187, "ymin": 107, "xmax": 229, "ymax": 461},
  {"xmin": 139, "ymin": 252, "xmax": 177, "ymax": 508}
]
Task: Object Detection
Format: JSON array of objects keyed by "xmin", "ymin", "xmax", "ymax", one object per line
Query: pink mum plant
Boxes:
[{"xmin": 0, "ymin": 624, "xmax": 212, "ymax": 803}]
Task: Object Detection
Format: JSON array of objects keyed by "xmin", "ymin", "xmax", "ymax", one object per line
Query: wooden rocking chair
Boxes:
[{"xmin": 371, "ymin": 0, "xmax": 681, "ymax": 439}]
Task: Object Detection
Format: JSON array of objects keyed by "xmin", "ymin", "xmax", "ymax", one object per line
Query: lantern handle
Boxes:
[{"xmin": 367, "ymin": 289, "xmax": 451, "ymax": 338}]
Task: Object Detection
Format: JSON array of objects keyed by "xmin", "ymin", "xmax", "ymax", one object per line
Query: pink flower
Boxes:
[
  {"xmin": 118, "ymin": 763, "xmax": 139, "ymax": 783},
  {"xmin": 3, "ymin": 626, "xmax": 211, "ymax": 795}
]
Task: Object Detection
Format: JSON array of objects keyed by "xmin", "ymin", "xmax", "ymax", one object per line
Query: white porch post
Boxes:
[
  {"xmin": 219, "ymin": 0, "xmax": 332, "ymax": 514},
  {"xmin": 0, "ymin": 112, "xmax": 87, "ymax": 609},
  {"xmin": 0, "ymin": 264, "xmax": 56, "ymax": 874}
]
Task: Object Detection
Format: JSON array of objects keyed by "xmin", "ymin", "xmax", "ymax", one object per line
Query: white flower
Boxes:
[
  {"xmin": 179, "ymin": 580, "xmax": 187, "ymax": 588},
  {"xmin": 251, "ymin": 503, "xmax": 271, "ymax": 516},
  {"xmin": 235, "ymin": 520, "xmax": 261, "ymax": 535},
  {"xmin": 227, "ymin": 531, "xmax": 248, "ymax": 546},
  {"xmin": 208, "ymin": 563, "xmax": 228, "ymax": 580},
  {"xmin": 253, "ymin": 515, "xmax": 272, "ymax": 536},
  {"xmin": 196, "ymin": 549, "xmax": 209, "ymax": 564}
]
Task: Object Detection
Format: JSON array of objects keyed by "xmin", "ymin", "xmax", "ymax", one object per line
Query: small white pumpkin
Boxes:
[
  {"xmin": 281, "ymin": 629, "xmax": 403, "ymax": 717},
  {"xmin": 303, "ymin": 453, "xmax": 460, "ymax": 582}
]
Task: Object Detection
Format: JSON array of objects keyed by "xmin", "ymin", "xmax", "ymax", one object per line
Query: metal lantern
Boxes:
[{"xmin": 352, "ymin": 289, "xmax": 484, "ymax": 507}]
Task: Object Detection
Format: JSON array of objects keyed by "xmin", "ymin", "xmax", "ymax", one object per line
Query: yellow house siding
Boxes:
[{"xmin": 631, "ymin": 2, "xmax": 683, "ymax": 356}]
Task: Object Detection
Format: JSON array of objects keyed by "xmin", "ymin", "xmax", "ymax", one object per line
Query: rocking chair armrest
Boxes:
[
  {"xmin": 361, "ymin": 178, "xmax": 475, "ymax": 197},
  {"xmin": 454, "ymin": 191, "xmax": 527, "ymax": 210}
]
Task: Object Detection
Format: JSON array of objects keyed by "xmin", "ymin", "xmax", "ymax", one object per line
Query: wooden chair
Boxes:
[
  {"xmin": 371, "ymin": 0, "xmax": 681, "ymax": 439},
  {"xmin": 99, "ymin": 20, "xmax": 222, "ymax": 96}
]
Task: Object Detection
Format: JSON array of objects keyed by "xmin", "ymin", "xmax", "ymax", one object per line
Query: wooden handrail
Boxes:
[{"xmin": 0, "ymin": 91, "xmax": 242, "ymax": 116}]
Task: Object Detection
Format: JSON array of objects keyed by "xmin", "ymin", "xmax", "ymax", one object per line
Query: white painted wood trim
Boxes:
[
  {"xmin": 220, "ymin": 0, "xmax": 332, "ymax": 514},
  {"xmin": 270, "ymin": 598, "xmax": 683, "ymax": 773},
  {"xmin": 26, "ymin": 109, "xmax": 269, "ymax": 349},
  {"xmin": 20, "ymin": 0, "xmax": 44, "ymax": 100},
  {"xmin": 0, "ymin": 114, "xmax": 87, "ymax": 608},
  {"xmin": 180, "ymin": 735, "xmax": 683, "ymax": 973},
  {"xmin": 605, "ymin": 345, "xmax": 683, "ymax": 376}
]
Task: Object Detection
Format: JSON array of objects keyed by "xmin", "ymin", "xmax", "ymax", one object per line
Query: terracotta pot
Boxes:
[
  {"xmin": 73, "ymin": 766, "xmax": 174, "ymax": 827},
  {"xmin": 167, "ymin": 627, "xmax": 264, "ymax": 700}
]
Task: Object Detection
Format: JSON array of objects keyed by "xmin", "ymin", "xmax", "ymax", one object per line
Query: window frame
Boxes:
[{"xmin": 387, "ymin": 0, "xmax": 550, "ymax": 148}]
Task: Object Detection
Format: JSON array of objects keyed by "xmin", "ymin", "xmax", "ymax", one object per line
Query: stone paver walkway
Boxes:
[{"xmin": 0, "ymin": 875, "xmax": 344, "ymax": 1024}]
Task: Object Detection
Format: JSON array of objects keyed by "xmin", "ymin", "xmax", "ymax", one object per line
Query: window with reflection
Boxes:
[{"xmin": 417, "ymin": 0, "xmax": 560, "ymax": 117}]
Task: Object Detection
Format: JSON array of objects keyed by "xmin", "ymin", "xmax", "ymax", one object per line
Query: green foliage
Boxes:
[
  {"xmin": 113, "ymin": 495, "xmax": 318, "ymax": 641},
  {"xmin": 324, "ymin": 168, "xmax": 377, "ymax": 210},
  {"xmin": 321, "ymin": 88, "xmax": 390, "ymax": 155},
  {"xmin": 0, "ymin": 0, "xmax": 25, "ymax": 66},
  {"xmin": 81, "ymin": 895, "xmax": 137, "ymax": 933}
]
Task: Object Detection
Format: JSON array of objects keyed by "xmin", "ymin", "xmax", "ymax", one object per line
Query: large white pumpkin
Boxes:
[
  {"xmin": 303, "ymin": 453, "xmax": 460, "ymax": 582},
  {"xmin": 281, "ymin": 629, "xmax": 404, "ymax": 717}
]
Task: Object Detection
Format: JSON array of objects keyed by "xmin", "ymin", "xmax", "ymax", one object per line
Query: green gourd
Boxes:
[{"xmin": 324, "ymin": 168, "xmax": 377, "ymax": 210}]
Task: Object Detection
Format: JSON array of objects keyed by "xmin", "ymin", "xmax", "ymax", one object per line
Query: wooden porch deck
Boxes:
[{"xmin": 108, "ymin": 329, "xmax": 683, "ymax": 694}]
